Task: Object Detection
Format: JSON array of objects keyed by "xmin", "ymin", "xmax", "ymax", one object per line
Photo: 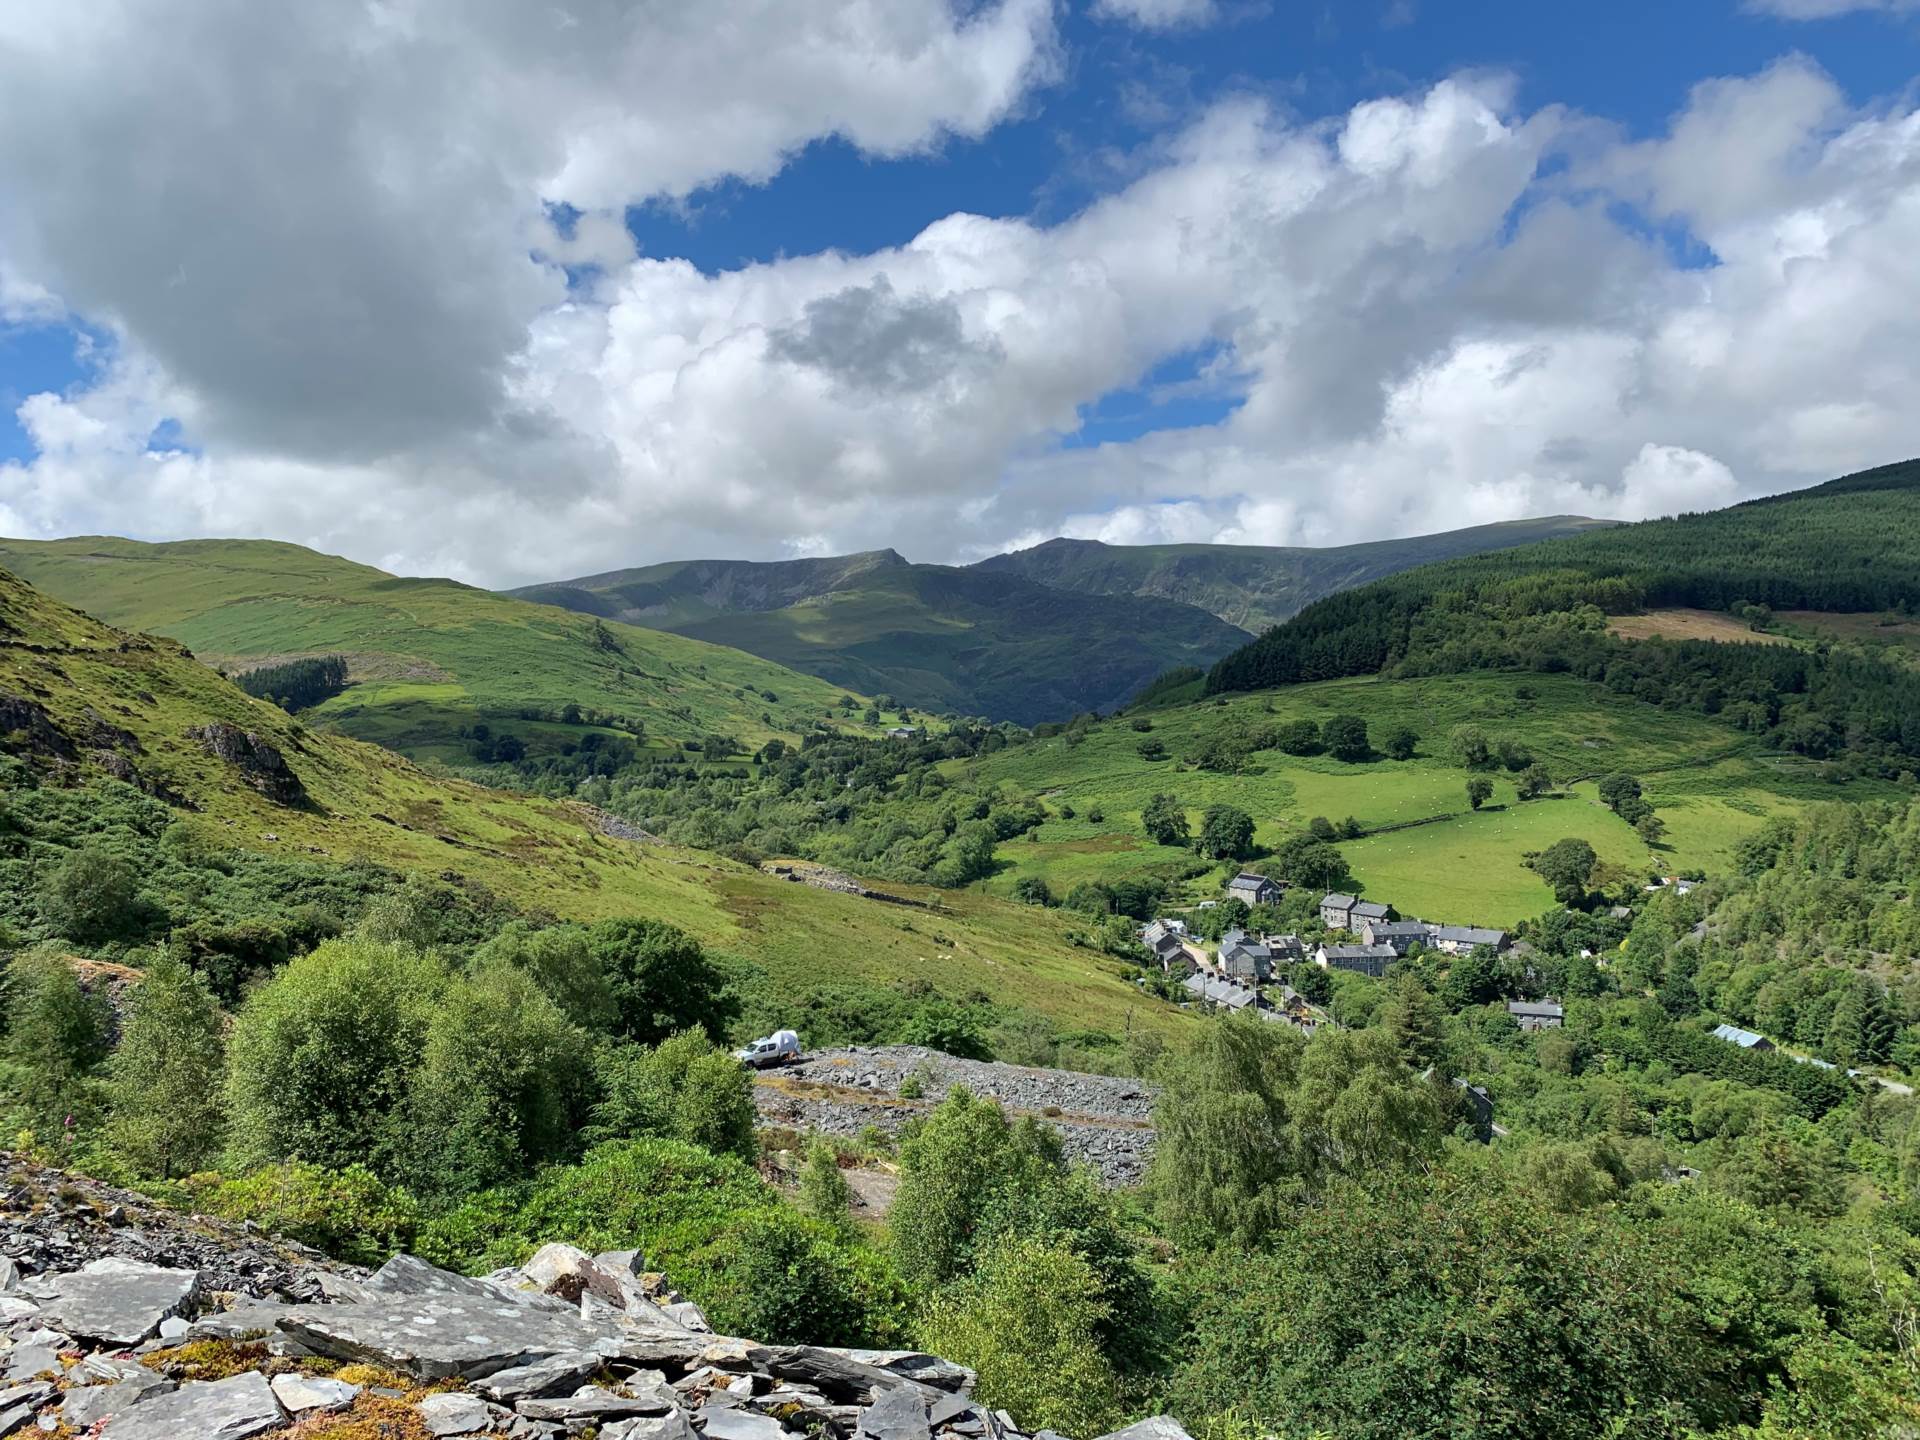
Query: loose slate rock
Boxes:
[
  {"xmin": 746, "ymin": 1346, "xmax": 934, "ymax": 1405},
  {"xmin": 699, "ymin": 1405, "xmax": 792, "ymax": 1440},
  {"xmin": 1094, "ymin": 1420, "xmax": 1196, "ymax": 1440},
  {"xmin": 858, "ymin": 1385, "xmax": 933, "ymax": 1440},
  {"xmin": 415, "ymin": 1391, "xmax": 501, "ymax": 1436},
  {"xmin": 41, "ymin": 1260, "xmax": 201, "ymax": 1346},
  {"xmin": 607, "ymin": 1413, "xmax": 698, "ymax": 1440},
  {"xmin": 270, "ymin": 1371, "xmax": 359, "ymax": 1412},
  {"xmin": 62, "ymin": 1374, "xmax": 174, "ymax": 1430},
  {"xmin": 470, "ymin": 1348, "xmax": 604, "ymax": 1401},
  {"xmin": 275, "ymin": 1294, "xmax": 609, "ymax": 1381},
  {"xmin": 99, "ymin": 1370, "xmax": 284, "ymax": 1440},
  {"xmin": 2, "ymin": 1346, "xmax": 58, "ymax": 1383},
  {"xmin": 518, "ymin": 1383, "xmax": 678, "ymax": 1422}
]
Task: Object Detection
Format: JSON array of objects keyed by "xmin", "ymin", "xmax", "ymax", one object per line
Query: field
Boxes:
[
  {"xmin": 0, "ymin": 537, "xmax": 879, "ymax": 759},
  {"xmin": 952, "ymin": 673, "xmax": 1895, "ymax": 927},
  {"xmin": 1607, "ymin": 609, "xmax": 1791, "ymax": 645},
  {"xmin": 0, "ymin": 565, "xmax": 1184, "ymax": 1044},
  {"xmin": 1778, "ymin": 609, "xmax": 1920, "ymax": 666}
]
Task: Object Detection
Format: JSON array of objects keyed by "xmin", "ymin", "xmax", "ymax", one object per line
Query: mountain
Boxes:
[
  {"xmin": 516, "ymin": 556, "xmax": 1252, "ymax": 725},
  {"xmin": 971, "ymin": 516, "xmax": 1618, "ymax": 633},
  {"xmin": 0, "ymin": 536, "xmax": 877, "ymax": 764},
  {"xmin": 1205, "ymin": 458, "xmax": 1920, "ymax": 767}
]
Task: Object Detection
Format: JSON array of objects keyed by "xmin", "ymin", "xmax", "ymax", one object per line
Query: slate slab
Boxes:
[
  {"xmin": 270, "ymin": 1371, "xmax": 358, "ymax": 1412},
  {"xmin": 858, "ymin": 1386, "xmax": 932, "ymax": 1440},
  {"xmin": 61, "ymin": 1374, "xmax": 174, "ymax": 1430},
  {"xmin": 517, "ymin": 1383, "xmax": 679, "ymax": 1421},
  {"xmin": 1094, "ymin": 1420, "xmax": 1195, "ymax": 1440},
  {"xmin": 41, "ymin": 1261, "xmax": 201, "ymax": 1346},
  {"xmin": 606, "ymin": 1412, "xmax": 697, "ymax": 1440},
  {"xmin": 746, "ymin": 1346, "xmax": 935, "ymax": 1405},
  {"xmin": 416, "ymin": 1390, "xmax": 503, "ymax": 1435},
  {"xmin": 470, "ymin": 1348, "xmax": 604, "ymax": 1400},
  {"xmin": 99, "ymin": 1371, "xmax": 284, "ymax": 1440},
  {"xmin": 274, "ymin": 1294, "xmax": 611, "ymax": 1381},
  {"xmin": 699, "ymin": 1406, "xmax": 791, "ymax": 1440}
]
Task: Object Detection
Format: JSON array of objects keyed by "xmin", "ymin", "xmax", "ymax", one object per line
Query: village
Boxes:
[{"xmin": 1138, "ymin": 870, "xmax": 1563, "ymax": 1038}]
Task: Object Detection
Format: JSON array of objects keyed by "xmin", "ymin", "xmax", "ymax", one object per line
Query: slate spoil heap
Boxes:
[{"xmin": 0, "ymin": 1161, "xmax": 1190, "ymax": 1440}]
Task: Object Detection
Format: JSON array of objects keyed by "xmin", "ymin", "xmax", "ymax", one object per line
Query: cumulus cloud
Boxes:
[
  {"xmin": 1091, "ymin": 0, "xmax": 1220, "ymax": 29},
  {"xmin": 1746, "ymin": 0, "xmax": 1919, "ymax": 17},
  {"xmin": 2, "ymin": 14, "xmax": 1919, "ymax": 588}
]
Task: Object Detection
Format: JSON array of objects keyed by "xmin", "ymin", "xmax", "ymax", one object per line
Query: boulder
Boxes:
[
  {"xmin": 746, "ymin": 1346, "xmax": 936, "ymax": 1405},
  {"xmin": 99, "ymin": 1371, "xmax": 284, "ymax": 1440},
  {"xmin": 186, "ymin": 723, "xmax": 307, "ymax": 806},
  {"xmin": 1093, "ymin": 1421, "xmax": 1195, "ymax": 1440},
  {"xmin": 40, "ymin": 1259, "xmax": 201, "ymax": 1346},
  {"xmin": 662, "ymin": 1300, "xmax": 713, "ymax": 1332},
  {"xmin": 274, "ymin": 1295, "xmax": 612, "ymax": 1381},
  {"xmin": 858, "ymin": 1386, "xmax": 933, "ymax": 1440},
  {"xmin": 834, "ymin": 1349, "xmax": 976, "ymax": 1394},
  {"xmin": 521, "ymin": 1243, "xmax": 629, "ymax": 1308},
  {"xmin": 0, "ymin": 1297, "xmax": 36, "ymax": 1325},
  {"xmin": 61, "ymin": 1374, "xmax": 175, "ymax": 1430},
  {"xmin": 270, "ymin": 1371, "xmax": 358, "ymax": 1413}
]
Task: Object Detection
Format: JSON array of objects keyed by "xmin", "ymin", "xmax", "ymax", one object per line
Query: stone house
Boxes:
[{"xmin": 1226, "ymin": 871, "xmax": 1283, "ymax": 908}]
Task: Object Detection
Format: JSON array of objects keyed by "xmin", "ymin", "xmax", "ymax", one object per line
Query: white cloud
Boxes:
[
  {"xmin": 3, "ymin": 31, "xmax": 1920, "ymax": 589},
  {"xmin": 1745, "ymin": 0, "xmax": 1919, "ymax": 17},
  {"xmin": 1091, "ymin": 0, "xmax": 1221, "ymax": 29}
]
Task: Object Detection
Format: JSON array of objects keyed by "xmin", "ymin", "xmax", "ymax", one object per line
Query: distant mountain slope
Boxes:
[
  {"xmin": 518, "ymin": 558, "xmax": 1253, "ymax": 725},
  {"xmin": 1205, "ymin": 458, "xmax": 1920, "ymax": 766},
  {"xmin": 0, "ymin": 536, "xmax": 872, "ymax": 763},
  {"xmin": 972, "ymin": 516, "xmax": 1617, "ymax": 633}
]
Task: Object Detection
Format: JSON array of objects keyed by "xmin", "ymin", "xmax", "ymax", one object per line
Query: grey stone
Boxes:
[
  {"xmin": 416, "ymin": 1391, "xmax": 503, "ymax": 1436},
  {"xmin": 156, "ymin": 1315, "xmax": 191, "ymax": 1340},
  {"xmin": 516, "ymin": 1384, "xmax": 678, "ymax": 1422},
  {"xmin": 858, "ymin": 1386, "xmax": 932, "ymax": 1440},
  {"xmin": 61, "ymin": 1375, "xmax": 174, "ymax": 1430},
  {"xmin": 747, "ymin": 1346, "xmax": 935, "ymax": 1405},
  {"xmin": 930, "ymin": 1396, "xmax": 983, "ymax": 1428},
  {"xmin": 0, "ymin": 1298, "xmax": 35, "ymax": 1326},
  {"xmin": 0, "ymin": 1401, "xmax": 38, "ymax": 1439},
  {"xmin": 835, "ymin": 1350, "xmax": 976, "ymax": 1394},
  {"xmin": 270, "ymin": 1371, "xmax": 359, "ymax": 1412},
  {"xmin": 605, "ymin": 1414, "xmax": 696, "ymax": 1440},
  {"xmin": 0, "ymin": 1258, "xmax": 18, "ymax": 1293},
  {"xmin": 1093, "ymin": 1421, "xmax": 1194, "ymax": 1440},
  {"xmin": 99, "ymin": 1371, "xmax": 284, "ymax": 1440},
  {"xmin": 1, "ymin": 1347, "xmax": 57, "ymax": 1384},
  {"xmin": 662, "ymin": 1300, "xmax": 712, "ymax": 1332},
  {"xmin": 73, "ymin": 1355, "xmax": 157, "ymax": 1386},
  {"xmin": 522, "ymin": 1244, "xmax": 631, "ymax": 1310},
  {"xmin": 275, "ymin": 1295, "xmax": 611, "ymax": 1381},
  {"xmin": 41, "ymin": 1261, "xmax": 201, "ymax": 1346},
  {"xmin": 698, "ymin": 1406, "xmax": 790, "ymax": 1440},
  {"xmin": 185, "ymin": 1299, "xmax": 297, "ymax": 1341},
  {"xmin": 471, "ymin": 1349, "xmax": 603, "ymax": 1401},
  {"xmin": 0, "ymin": 1384, "xmax": 54, "ymax": 1413},
  {"xmin": 596, "ymin": 1250, "xmax": 646, "ymax": 1277}
]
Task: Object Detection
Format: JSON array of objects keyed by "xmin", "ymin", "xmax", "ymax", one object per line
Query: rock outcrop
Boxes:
[
  {"xmin": 1, "ymin": 1155, "xmax": 1191, "ymax": 1440},
  {"xmin": 186, "ymin": 723, "xmax": 309, "ymax": 806}
]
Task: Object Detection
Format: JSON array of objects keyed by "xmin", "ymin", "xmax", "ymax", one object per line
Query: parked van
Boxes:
[{"xmin": 735, "ymin": 1029, "xmax": 803, "ymax": 1068}]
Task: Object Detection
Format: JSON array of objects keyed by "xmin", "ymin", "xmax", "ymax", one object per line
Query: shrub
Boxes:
[
  {"xmin": 191, "ymin": 1162, "xmax": 420, "ymax": 1268},
  {"xmin": 587, "ymin": 917, "xmax": 738, "ymax": 1044},
  {"xmin": 40, "ymin": 845, "xmax": 140, "ymax": 943},
  {"xmin": 106, "ymin": 950, "xmax": 226, "ymax": 1180},
  {"xmin": 588, "ymin": 1030, "xmax": 757, "ymax": 1162}
]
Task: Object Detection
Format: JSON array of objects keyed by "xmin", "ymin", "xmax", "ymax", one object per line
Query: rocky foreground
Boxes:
[{"xmin": 0, "ymin": 1156, "xmax": 1187, "ymax": 1440}]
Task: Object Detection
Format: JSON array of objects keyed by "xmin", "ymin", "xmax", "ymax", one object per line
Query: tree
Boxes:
[
  {"xmin": 901, "ymin": 1002, "xmax": 992, "ymax": 1060},
  {"xmin": 1012, "ymin": 876, "xmax": 1053, "ymax": 907},
  {"xmin": 1382, "ymin": 726, "xmax": 1418, "ymax": 761},
  {"xmin": 409, "ymin": 963, "xmax": 592, "ymax": 1197},
  {"xmin": 1380, "ymin": 973, "xmax": 1445, "ymax": 1071},
  {"xmin": 1268, "ymin": 835, "xmax": 1349, "ymax": 891},
  {"xmin": 1141, "ymin": 793, "xmax": 1189, "ymax": 847},
  {"xmin": 587, "ymin": 918, "xmax": 736, "ymax": 1044},
  {"xmin": 106, "ymin": 951, "xmax": 226, "ymax": 1179},
  {"xmin": 471, "ymin": 921, "xmax": 618, "ymax": 1032},
  {"xmin": 1598, "ymin": 773, "xmax": 1645, "ymax": 817},
  {"xmin": 2, "ymin": 949, "xmax": 110, "ymax": 1128},
  {"xmin": 1635, "ymin": 812, "xmax": 1667, "ymax": 846},
  {"xmin": 916, "ymin": 1237, "xmax": 1123, "ymax": 1440},
  {"xmin": 39, "ymin": 845, "xmax": 139, "ymax": 943},
  {"xmin": 799, "ymin": 1137, "xmax": 856, "ymax": 1239},
  {"xmin": 1531, "ymin": 838, "xmax": 1598, "ymax": 905},
  {"xmin": 224, "ymin": 938, "xmax": 444, "ymax": 1177},
  {"xmin": 1308, "ymin": 815, "xmax": 1338, "ymax": 841},
  {"xmin": 1516, "ymin": 763, "xmax": 1554, "ymax": 800},
  {"xmin": 1466, "ymin": 776, "xmax": 1494, "ymax": 811},
  {"xmin": 1272, "ymin": 719, "xmax": 1321, "ymax": 755},
  {"xmin": 1448, "ymin": 724, "xmax": 1492, "ymax": 770},
  {"xmin": 1322, "ymin": 714, "xmax": 1370, "ymax": 762},
  {"xmin": 1826, "ymin": 977, "xmax": 1895, "ymax": 1067},
  {"xmin": 588, "ymin": 1029, "xmax": 757, "ymax": 1162},
  {"xmin": 1197, "ymin": 805, "xmax": 1255, "ymax": 861}
]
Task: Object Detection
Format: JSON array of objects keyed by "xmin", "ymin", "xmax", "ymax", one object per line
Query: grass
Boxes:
[
  {"xmin": 0, "ymin": 565, "xmax": 1184, "ymax": 1043},
  {"xmin": 0, "ymin": 536, "xmax": 880, "ymax": 758},
  {"xmin": 953, "ymin": 673, "xmax": 1897, "ymax": 924},
  {"xmin": 1607, "ymin": 609, "xmax": 1792, "ymax": 645}
]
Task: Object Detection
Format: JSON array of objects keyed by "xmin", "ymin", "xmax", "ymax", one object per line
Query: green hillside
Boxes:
[
  {"xmin": 0, "ymin": 536, "xmax": 881, "ymax": 764},
  {"xmin": 972, "ymin": 516, "xmax": 1616, "ymax": 632},
  {"xmin": 1207, "ymin": 459, "xmax": 1920, "ymax": 772},
  {"xmin": 932, "ymin": 672, "xmax": 1898, "ymax": 928},
  {"xmin": 0, "ymin": 561, "xmax": 1187, "ymax": 1043},
  {"xmin": 517, "ymin": 556, "xmax": 1252, "ymax": 725}
]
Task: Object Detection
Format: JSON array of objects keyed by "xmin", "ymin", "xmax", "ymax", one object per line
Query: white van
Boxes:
[{"xmin": 735, "ymin": 1029, "xmax": 803, "ymax": 1069}]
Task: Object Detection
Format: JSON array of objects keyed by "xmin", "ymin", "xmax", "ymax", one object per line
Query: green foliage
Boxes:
[
  {"xmin": 1382, "ymin": 725, "xmax": 1418, "ymax": 761},
  {"xmin": 899, "ymin": 1002, "xmax": 992, "ymax": 1060},
  {"xmin": 407, "ymin": 962, "xmax": 592, "ymax": 1198},
  {"xmin": 1320, "ymin": 714, "xmax": 1369, "ymax": 762},
  {"xmin": 799, "ymin": 1137, "xmax": 857, "ymax": 1239},
  {"xmin": 916, "ymin": 1236, "xmax": 1124, "ymax": 1439},
  {"xmin": 1012, "ymin": 876, "xmax": 1054, "ymax": 906},
  {"xmin": 190, "ymin": 1162, "xmax": 420, "ymax": 1268},
  {"xmin": 1531, "ymin": 837, "xmax": 1598, "ymax": 904},
  {"xmin": 1197, "ymin": 805, "xmax": 1255, "ymax": 861},
  {"xmin": 586, "ymin": 917, "xmax": 736, "ymax": 1045},
  {"xmin": 1141, "ymin": 793, "xmax": 1190, "ymax": 848},
  {"xmin": 588, "ymin": 1030, "xmax": 757, "ymax": 1162},
  {"xmin": 1267, "ymin": 834, "xmax": 1349, "ymax": 891},
  {"xmin": 39, "ymin": 844, "xmax": 140, "ymax": 943},
  {"xmin": 1466, "ymin": 775, "xmax": 1494, "ymax": 810},
  {"xmin": 1, "ymin": 948, "xmax": 110, "ymax": 1129},
  {"xmin": 223, "ymin": 938, "xmax": 444, "ymax": 1177},
  {"xmin": 233, "ymin": 655, "xmax": 348, "ymax": 712},
  {"xmin": 469, "ymin": 921, "xmax": 618, "ymax": 1032},
  {"xmin": 106, "ymin": 950, "xmax": 226, "ymax": 1179}
]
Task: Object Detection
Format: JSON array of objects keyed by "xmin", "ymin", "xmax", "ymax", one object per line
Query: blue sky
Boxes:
[{"xmin": 1, "ymin": 0, "xmax": 1916, "ymax": 581}]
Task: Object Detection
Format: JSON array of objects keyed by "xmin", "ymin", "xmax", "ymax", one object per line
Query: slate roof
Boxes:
[
  {"xmin": 1320, "ymin": 893, "xmax": 1357, "ymax": 910},
  {"xmin": 1350, "ymin": 900, "xmax": 1391, "ymax": 922},
  {"xmin": 1711, "ymin": 1022, "xmax": 1772, "ymax": 1049},
  {"xmin": 1183, "ymin": 974, "xmax": 1261, "ymax": 1010},
  {"xmin": 1506, "ymin": 1000, "xmax": 1565, "ymax": 1021},
  {"xmin": 1429, "ymin": 924, "xmax": 1508, "ymax": 949}
]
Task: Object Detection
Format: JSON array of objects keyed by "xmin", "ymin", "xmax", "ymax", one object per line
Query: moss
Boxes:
[
  {"xmin": 286, "ymin": 1393, "xmax": 436, "ymax": 1438},
  {"xmin": 143, "ymin": 1340, "xmax": 289, "ymax": 1382}
]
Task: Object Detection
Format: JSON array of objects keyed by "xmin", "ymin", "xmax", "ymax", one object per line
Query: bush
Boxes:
[
  {"xmin": 40, "ymin": 845, "xmax": 140, "ymax": 943},
  {"xmin": 106, "ymin": 950, "xmax": 226, "ymax": 1180},
  {"xmin": 588, "ymin": 917, "xmax": 738, "ymax": 1044},
  {"xmin": 1012, "ymin": 876, "xmax": 1054, "ymax": 907},
  {"xmin": 192, "ymin": 1163, "xmax": 419, "ymax": 1267},
  {"xmin": 588, "ymin": 1030, "xmax": 757, "ymax": 1162}
]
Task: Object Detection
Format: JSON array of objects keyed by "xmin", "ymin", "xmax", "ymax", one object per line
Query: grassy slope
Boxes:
[
  {"xmin": 0, "ymin": 537, "xmax": 875, "ymax": 761},
  {"xmin": 0, "ymin": 565, "xmax": 1180, "ymax": 1040},
  {"xmin": 944, "ymin": 673, "xmax": 1896, "ymax": 928},
  {"xmin": 972, "ymin": 517, "xmax": 1617, "ymax": 632},
  {"xmin": 528, "ymin": 560, "xmax": 1253, "ymax": 725}
]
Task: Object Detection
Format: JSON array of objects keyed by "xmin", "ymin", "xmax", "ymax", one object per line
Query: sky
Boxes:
[{"xmin": 0, "ymin": 1, "xmax": 1917, "ymax": 587}]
